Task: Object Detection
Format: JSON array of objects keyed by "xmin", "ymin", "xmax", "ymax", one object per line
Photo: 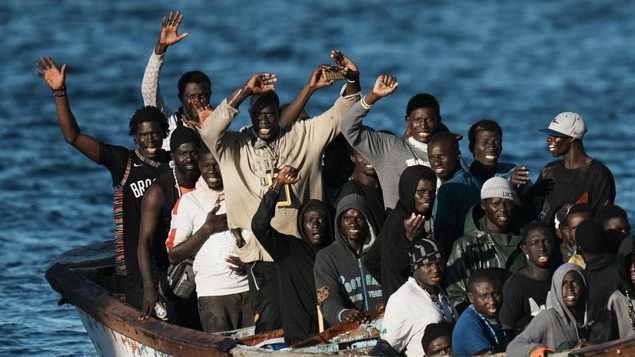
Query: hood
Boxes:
[
  {"xmin": 548, "ymin": 263, "xmax": 588, "ymax": 327},
  {"xmin": 617, "ymin": 238, "xmax": 634, "ymax": 294},
  {"xmin": 396, "ymin": 165, "xmax": 436, "ymax": 213},
  {"xmin": 335, "ymin": 192, "xmax": 374, "ymax": 255},
  {"xmin": 297, "ymin": 199, "xmax": 333, "ymax": 246}
]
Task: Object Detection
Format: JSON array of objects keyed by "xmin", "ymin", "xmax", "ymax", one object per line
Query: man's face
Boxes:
[
  {"xmin": 406, "ymin": 107, "xmax": 440, "ymax": 143},
  {"xmin": 522, "ymin": 228, "xmax": 552, "ymax": 269},
  {"xmin": 134, "ymin": 121, "xmax": 164, "ymax": 159},
  {"xmin": 481, "ymin": 197, "xmax": 515, "ymax": 232},
  {"xmin": 350, "ymin": 150, "xmax": 376, "ymax": 177},
  {"xmin": 182, "ymin": 82, "xmax": 210, "ymax": 120},
  {"xmin": 251, "ymin": 104, "xmax": 280, "ymax": 142},
  {"xmin": 604, "ymin": 216, "xmax": 631, "ymax": 241},
  {"xmin": 566, "ymin": 212, "xmax": 592, "ymax": 244},
  {"xmin": 414, "ymin": 178, "xmax": 436, "ymax": 216},
  {"xmin": 428, "ymin": 140, "xmax": 459, "ymax": 181},
  {"xmin": 339, "ymin": 208, "xmax": 366, "ymax": 244},
  {"xmin": 426, "ymin": 336, "xmax": 452, "ymax": 357},
  {"xmin": 562, "ymin": 271, "xmax": 585, "ymax": 308},
  {"xmin": 546, "ymin": 135, "xmax": 573, "ymax": 157},
  {"xmin": 172, "ymin": 143, "xmax": 199, "ymax": 174},
  {"xmin": 413, "ymin": 257, "xmax": 444, "ymax": 289},
  {"xmin": 472, "ymin": 130, "xmax": 502, "ymax": 167},
  {"xmin": 199, "ymin": 152, "xmax": 223, "ymax": 190},
  {"xmin": 468, "ymin": 280, "xmax": 502, "ymax": 319},
  {"xmin": 302, "ymin": 209, "xmax": 329, "ymax": 247}
]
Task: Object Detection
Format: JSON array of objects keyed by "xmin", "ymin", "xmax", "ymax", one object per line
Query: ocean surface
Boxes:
[{"xmin": 2, "ymin": 0, "xmax": 634, "ymax": 355}]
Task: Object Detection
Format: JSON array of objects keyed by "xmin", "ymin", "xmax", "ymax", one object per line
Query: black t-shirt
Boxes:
[
  {"xmin": 533, "ymin": 159, "xmax": 615, "ymax": 223},
  {"xmin": 499, "ymin": 272, "xmax": 551, "ymax": 334},
  {"xmin": 152, "ymin": 171, "xmax": 182, "ymax": 272},
  {"xmin": 98, "ymin": 143, "xmax": 169, "ymax": 278}
]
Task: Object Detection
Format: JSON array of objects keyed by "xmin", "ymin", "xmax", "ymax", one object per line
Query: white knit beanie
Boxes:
[{"xmin": 480, "ymin": 177, "xmax": 516, "ymax": 202}]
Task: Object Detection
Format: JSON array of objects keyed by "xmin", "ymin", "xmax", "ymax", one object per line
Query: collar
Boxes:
[{"xmin": 249, "ymin": 127, "xmax": 273, "ymax": 150}]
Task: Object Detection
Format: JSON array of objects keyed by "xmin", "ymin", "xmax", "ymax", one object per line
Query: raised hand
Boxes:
[
  {"xmin": 364, "ymin": 74, "xmax": 398, "ymax": 106},
  {"xmin": 37, "ymin": 57, "xmax": 66, "ymax": 91},
  {"xmin": 403, "ymin": 213, "xmax": 425, "ymax": 241},
  {"xmin": 308, "ymin": 65, "xmax": 336, "ymax": 91},
  {"xmin": 244, "ymin": 73, "xmax": 277, "ymax": 96},
  {"xmin": 371, "ymin": 74, "xmax": 398, "ymax": 98},
  {"xmin": 157, "ymin": 11, "xmax": 189, "ymax": 52},
  {"xmin": 275, "ymin": 165, "xmax": 301, "ymax": 185},
  {"xmin": 330, "ymin": 49, "xmax": 359, "ymax": 81}
]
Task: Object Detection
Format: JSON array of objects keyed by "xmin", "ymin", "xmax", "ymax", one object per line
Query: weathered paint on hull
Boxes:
[{"xmin": 77, "ymin": 308, "xmax": 171, "ymax": 357}]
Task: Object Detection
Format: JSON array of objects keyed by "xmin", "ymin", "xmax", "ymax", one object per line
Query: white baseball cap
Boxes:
[{"xmin": 540, "ymin": 112, "xmax": 587, "ymax": 139}]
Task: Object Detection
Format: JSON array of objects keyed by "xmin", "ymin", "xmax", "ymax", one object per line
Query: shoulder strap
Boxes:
[{"xmin": 116, "ymin": 153, "xmax": 133, "ymax": 188}]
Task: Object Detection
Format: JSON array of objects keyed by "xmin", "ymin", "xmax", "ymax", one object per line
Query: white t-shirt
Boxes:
[
  {"xmin": 382, "ymin": 277, "xmax": 456, "ymax": 356},
  {"xmin": 166, "ymin": 178, "xmax": 249, "ymax": 297}
]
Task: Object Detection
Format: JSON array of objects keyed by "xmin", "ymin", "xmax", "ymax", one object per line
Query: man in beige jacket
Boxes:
[{"xmin": 195, "ymin": 51, "xmax": 361, "ymax": 237}]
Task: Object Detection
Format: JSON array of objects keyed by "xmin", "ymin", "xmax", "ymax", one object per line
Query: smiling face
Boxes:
[
  {"xmin": 428, "ymin": 139, "xmax": 459, "ymax": 181},
  {"xmin": 339, "ymin": 208, "xmax": 367, "ymax": 244},
  {"xmin": 562, "ymin": 271, "xmax": 585, "ymax": 308},
  {"xmin": 134, "ymin": 121, "xmax": 164, "ymax": 159},
  {"xmin": 198, "ymin": 152, "xmax": 222, "ymax": 190},
  {"xmin": 250, "ymin": 103, "xmax": 280, "ymax": 142},
  {"xmin": 481, "ymin": 197, "xmax": 515, "ymax": 233},
  {"xmin": 472, "ymin": 130, "xmax": 502, "ymax": 167},
  {"xmin": 351, "ymin": 150, "xmax": 376, "ymax": 177},
  {"xmin": 302, "ymin": 209, "xmax": 329, "ymax": 247},
  {"xmin": 406, "ymin": 107, "xmax": 440, "ymax": 143},
  {"xmin": 546, "ymin": 135, "xmax": 573, "ymax": 157},
  {"xmin": 413, "ymin": 257, "xmax": 444, "ymax": 290},
  {"xmin": 172, "ymin": 142, "xmax": 199, "ymax": 174},
  {"xmin": 522, "ymin": 227, "xmax": 553, "ymax": 269},
  {"xmin": 468, "ymin": 280, "xmax": 502, "ymax": 319},
  {"xmin": 414, "ymin": 178, "xmax": 436, "ymax": 216}
]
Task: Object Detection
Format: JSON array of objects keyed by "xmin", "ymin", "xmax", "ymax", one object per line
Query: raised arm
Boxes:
[
  {"xmin": 137, "ymin": 184, "xmax": 165, "ymax": 319},
  {"xmin": 194, "ymin": 73, "xmax": 277, "ymax": 155},
  {"xmin": 340, "ymin": 74, "xmax": 400, "ymax": 162},
  {"xmin": 167, "ymin": 198, "xmax": 228, "ymax": 264},
  {"xmin": 141, "ymin": 11, "xmax": 189, "ymax": 115},
  {"xmin": 251, "ymin": 165, "xmax": 300, "ymax": 258},
  {"xmin": 37, "ymin": 57, "xmax": 101, "ymax": 163}
]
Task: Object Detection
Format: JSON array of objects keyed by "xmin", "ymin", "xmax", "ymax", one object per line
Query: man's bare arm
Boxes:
[
  {"xmin": 37, "ymin": 57, "xmax": 101, "ymax": 163},
  {"xmin": 137, "ymin": 184, "xmax": 165, "ymax": 319}
]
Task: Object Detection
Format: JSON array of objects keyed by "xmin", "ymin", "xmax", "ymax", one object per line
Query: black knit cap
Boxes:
[
  {"xmin": 576, "ymin": 220, "xmax": 605, "ymax": 255},
  {"xmin": 408, "ymin": 239, "xmax": 441, "ymax": 270},
  {"xmin": 170, "ymin": 126, "xmax": 200, "ymax": 153},
  {"xmin": 421, "ymin": 321, "xmax": 453, "ymax": 352}
]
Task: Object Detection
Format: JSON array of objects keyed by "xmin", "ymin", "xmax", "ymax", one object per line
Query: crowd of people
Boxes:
[{"xmin": 38, "ymin": 11, "xmax": 632, "ymax": 357}]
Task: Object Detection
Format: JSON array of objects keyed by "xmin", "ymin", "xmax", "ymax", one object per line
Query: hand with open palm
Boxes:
[
  {"xmin": 365, "ymin": 74, "xmax": 398, "ymax": 106},
  {"xmin": 37, "ymin": 57, "xmax": 66, "ymax": 91},
  {"xmin": 244, "ymin": 73, "xmax": 278, "ymax": 96},
  {"xmin": 155, "ymin": 11, "xmax": 189, "ymax": 54}
]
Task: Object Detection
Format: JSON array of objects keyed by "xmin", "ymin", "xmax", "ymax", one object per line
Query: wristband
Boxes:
[
  {"xmin": 360, "ymin": 96, "xmax": 373, "ymax": 110},
  {"xmin": 52, "ymin": 87, "xmax": 66, "ymax": 97}
]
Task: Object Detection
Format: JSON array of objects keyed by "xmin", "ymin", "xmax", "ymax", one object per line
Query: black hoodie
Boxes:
[
  {"xmin": 608, "ymin": 238, "xmax": 635, "ymax": 338},
  {"xmin": 373, "ymin": 165, "xmax": 438, "ymax": 299},
  {"xmin": 251, "ymin": 188, "xmax": 333, "ymax": 344},
  {"xmin": 314, "ymin": 192, "xmax": 383, "ymax": 325}
]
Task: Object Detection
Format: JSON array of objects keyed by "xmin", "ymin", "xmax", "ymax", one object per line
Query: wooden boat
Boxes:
[
  {"xmin": 46, "ymin": 240, "xmax": 635, "ymax": 356},
  {"xmin": 45, "ymin": 240, "xmax": 383, "ymax": 356}
]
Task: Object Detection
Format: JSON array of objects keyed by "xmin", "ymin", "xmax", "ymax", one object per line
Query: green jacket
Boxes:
[{"xmin": 445, "ymin": 205, "xmax": 526, "ymax": 306}]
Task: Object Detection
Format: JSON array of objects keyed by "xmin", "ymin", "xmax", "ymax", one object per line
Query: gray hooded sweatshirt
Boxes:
[
  {"xmin": 506, "ymin": 264, "xmax": 588, "ymax": 356},
  {"xmin": 313, "ymin": 192, "xmax": 383, "ymax": 325}
]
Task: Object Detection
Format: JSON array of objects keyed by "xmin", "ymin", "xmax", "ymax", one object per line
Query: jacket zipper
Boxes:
[{"xmin": 358, "ymin": 258, "xmax": 370, "ymax": 312}]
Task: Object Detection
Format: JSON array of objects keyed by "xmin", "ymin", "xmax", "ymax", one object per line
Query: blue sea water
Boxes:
[{"xmin": 1, "ymin": 0, "xmax": 634, "ymax": 355}]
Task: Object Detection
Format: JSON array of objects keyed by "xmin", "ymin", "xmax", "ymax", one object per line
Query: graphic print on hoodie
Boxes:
[{"xmin": 314, "ymin": 192, "xmax": 383, "ymax": 325}]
